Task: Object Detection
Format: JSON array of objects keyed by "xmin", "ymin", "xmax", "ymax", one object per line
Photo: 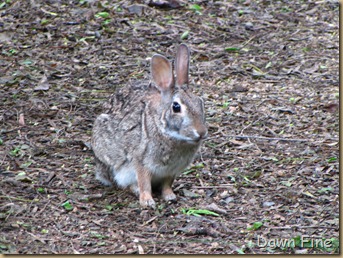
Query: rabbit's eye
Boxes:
[{"xmin": 172, "ymin": 102, "xmax": 181, "ymax": 113}]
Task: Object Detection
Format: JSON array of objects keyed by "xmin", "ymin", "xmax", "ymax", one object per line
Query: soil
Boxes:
[{"xmin": 0, "ymin": 0, "xmax": 339, "ymax": 254}]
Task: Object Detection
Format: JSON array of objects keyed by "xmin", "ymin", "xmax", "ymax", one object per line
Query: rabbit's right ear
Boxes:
[
  {"xmin": 151, "ymin": 54, "xmax": 174, "ymax": 93},
  {"xmin": 175, "ymin": 44, "xmax": 190, "ymax": 88}
]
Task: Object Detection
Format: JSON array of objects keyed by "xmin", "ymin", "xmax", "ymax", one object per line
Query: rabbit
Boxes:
[{"xmin": 91, "ymin": 44, "xmax": 207, "ymax": 208}]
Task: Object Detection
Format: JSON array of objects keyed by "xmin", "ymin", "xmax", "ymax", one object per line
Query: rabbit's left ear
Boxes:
[
  {"xmin": 175, "ymin": 44, "xmax": 189, "ymax": 88},
  {"xmin": 151, "ymin": 54, "xmax": 174, "ymax": 93}
]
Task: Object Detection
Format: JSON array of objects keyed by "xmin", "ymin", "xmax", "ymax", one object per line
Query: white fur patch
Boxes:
[
  {"xmin": 164, "ymin": 129, "xmax": 194, "ymax": 142},
  {"xmin": 113, "ymin": 165, "xmax": 137, "ymax": 188}
]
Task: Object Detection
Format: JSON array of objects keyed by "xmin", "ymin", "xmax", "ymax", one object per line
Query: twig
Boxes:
[
  {"xmin": 270, "ymin": 225, "xmax": 338, "ymax": 230},
  {"xmin": 191, "ymin": 185, "xmax": 234, "ymax": 189},
  {"xmin": 143, "ymin": 216, "xmax": 158, "ymax": 226},
  {"xmin": 0, "ymin": 126, "xmax": 24, "ymax": 134},
  {"xmin": 36, "ymin": 200, "xmax": 51, "ymax": 216},
  {"xmin": 0, "ymin": 195, "xmax": 34, "ymax": 202},
  {"xmin": 220, "ymin": 135, "xmax": 328, "ymax": 143}
]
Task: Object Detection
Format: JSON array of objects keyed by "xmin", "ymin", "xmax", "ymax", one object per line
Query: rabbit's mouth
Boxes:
[{"xmin": 167, "ymin": 125, "xmax": 208, "ymax": 144}]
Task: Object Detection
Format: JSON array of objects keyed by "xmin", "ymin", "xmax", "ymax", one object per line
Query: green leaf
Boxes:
[
  {"xmin": 64, "ymin": 189, "xmax": 72, "ymax": 195},
  {"xmin": 181, "ymin": 30, "xmax": 189, "ymax": 40},
  {"xmin": 18, "ymin": 171, "xmax": 26, "ymax": 176},
  {"xmin": 247, "ymin": 221, "xmax": 263, "ymax": 230},
  {"xmin": 194, "ymin": 163, "xmax": 205, "ymax": 169},
  {"xmin": 318, "ymin": 187, "xmax": 333, "ymax": 193},
  {"xmin": 105, "ymin": 205, "xmax": 113, "ymax": 211},
  {"xmin": 21, "ymin": 59, "xmax": 33, "ymax": 65},
  {"xmin": 61, "ymin": 201, "xmax": 73, "ymax": 211},
  {"xmin": 225, "ymin": 47, "xmax": 240, "ymax": 52},
  {"xmin": 95, "ymin": 12, "xmax": 110, "ymax": 19},
  {"xmin": 236, "ymin": 248, "xmax": 245, "ymax": 254},
  {"xmin": 90, "ymin": 231, "xmax": 108, "ymax": 239},
  {"xmin": 20, "ymin": 161, "xmax": 32, "ymax": 169},
  {"xmin": 181, "ymin": 208, "xmax": 219, "ymax": 217},
  {"xmin": 37, "ymin": 187, "xmax": 45, "ymax": 194},
  {"xmin": 281, "ymin": 181, "xmax": 292, "ymax": 187},
  {"xmin": 271, "ymin": 157, "xmax": 278, "ymax": 162},
  {"xmin": 183, "ymin": 168, "xmax": 196, "ymax": 175},
  {"xmin": 327, "ymin": 157, "xmax": 337, "ymax": 163},
  {"xmin": 265, "ymin": 61, "xmax": 272, "ymax": 69},
  {"xmin": 102, "ymin": 19, "xmax": 111, "ymax": 25},
  {"xmin": 40, "ymin": 19, "xmax": 49, "ymax": 25},
  {"xmin": 10, "ymin": 147, "xmax": 20, "ymax": 156},
  {"xmin": 222, "ymin": 102, "xmax": 230, "ymax": 108},
  {"xmin": 189, "ymin": 4, "xmax": 202, "ymax": 11}
]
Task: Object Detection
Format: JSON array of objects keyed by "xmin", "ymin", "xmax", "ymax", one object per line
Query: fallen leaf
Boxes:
[
  {"xmin": 34, "ymin": 74, "xmax": 50, "ymax": 91},
  {"xmin": 148, "ymin": 0, "xmax": 181, "ymax": 9},
  {"xmin": 18, "ymin": 113, "xmax": 25, "ymax": 126}
]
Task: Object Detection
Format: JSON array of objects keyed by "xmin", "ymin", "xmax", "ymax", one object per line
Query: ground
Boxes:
[{"xmin": 0, "ymin": 0, "xmax": 339, "ymax": 254}]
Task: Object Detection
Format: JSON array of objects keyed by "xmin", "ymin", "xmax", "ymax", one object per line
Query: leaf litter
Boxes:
[{"xmin": 0, "ymin": 0, "xmax": 339, "ymax": 254}]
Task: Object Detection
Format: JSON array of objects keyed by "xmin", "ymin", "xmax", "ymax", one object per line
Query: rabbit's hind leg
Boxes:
[{"xmin": 94, "ymin": 157, "xmax": 113, "ymax": 186}]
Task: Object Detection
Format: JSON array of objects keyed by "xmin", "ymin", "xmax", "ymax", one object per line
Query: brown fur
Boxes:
[{"xmin": 91, "ymin": 44, "xmax": 207, "ymax": 208}]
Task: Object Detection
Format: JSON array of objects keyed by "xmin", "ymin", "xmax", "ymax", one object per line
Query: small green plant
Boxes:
[
  {"xmin": 9, "ymin": 147, "xmax": 21, "ymax": 156},
  {"xmin": 225, "ymin": 47, "xmax": 240, "ymax": 52},
  {"xmin": 105, "ymin": 205, "xmax": 113, "ymax": 211},
  {"xmin": 189, "ymin": 4, "xmax": 202, "ymax": 14},
  {"xmin": 302, "ymin": 46, "xmax": 311, "ymax": 52},
  {"xmin": 20, "ymin": 161, "xmax": 32, "ymax": 169},
  {"xmin": 40, "ymin": 19, "xmax": 49, "ymax": 25},
  {"xmin": 180, "ymin": 30, "xmax": 189, "ymax": 40},
  {"xmin": 37, "ymin": 187, "xmax": 46, "ymax": 194},
  {"xmin": 0, "ymin": 0, "xmax": 11, "ymax": 9},
  {"xmin": 181, "ymin": 208, "xmax": 219, "ymax": 217},
  {"xmin": 318, "ymin": 187, "xmax": 333, "ymax": 194},
  {"xmin": 90, "ymin": 231, "xmax": 108, "ymax": 239},
  {"xmin": 327, "ymin": 157, "xmax": 337, "ymax": 163},
  {"xmin": 247, "ymin": 221, "xmax": 263, "ymax": 230},
  {"xmin": 95, "ymin": 11, "xmax": 110, "ymax": 19},
  {"xmin": 3, "ymin": 48, "xmax": 17, "ymax": 56},
  {"xmin": 61, "ymin": 201, "xmax": 73, "ymax": 211},
  {"xmin": 222, "ymin": 101, "xmax": 230, "ymax": 108},
  {"xmin": 281, "ymin": 6, "xmax": 292, "ymax": 13},
  {"xmin": 64, "ymin": 189, "xmax": 72, "ymax": 195},
  {"xmin": 102, "ymin": 19, "xmax": 111, "ymax": 26}
]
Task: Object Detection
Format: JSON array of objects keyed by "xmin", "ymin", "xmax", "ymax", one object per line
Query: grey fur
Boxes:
[{"xmin": 91, "ymin": 44, "xmax": 207, "ymax": 208}]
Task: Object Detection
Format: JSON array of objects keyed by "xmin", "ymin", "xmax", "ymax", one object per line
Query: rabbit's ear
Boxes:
[
  {"xmin": 151, "ymin": 54, "xmax": 174, "ymax": 92},
  {"xmin": 175, "ymin": 44, "xmax": 189, "ymax": 88}
]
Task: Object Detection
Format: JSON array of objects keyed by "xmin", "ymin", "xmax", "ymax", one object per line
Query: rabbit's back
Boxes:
[{"xmin": 92, "ymin": 82, "xmax": 152, "ymax": 160}]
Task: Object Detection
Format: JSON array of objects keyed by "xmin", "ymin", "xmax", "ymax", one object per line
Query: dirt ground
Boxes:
[{"xmin": 0, "ymin": 0, "xmax": 339, "ymax": 254}]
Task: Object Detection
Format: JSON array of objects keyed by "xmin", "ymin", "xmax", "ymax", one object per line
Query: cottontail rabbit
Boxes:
[{"xmin": 91, "ymin": 44, "xmax": 207, "ymax": 208}]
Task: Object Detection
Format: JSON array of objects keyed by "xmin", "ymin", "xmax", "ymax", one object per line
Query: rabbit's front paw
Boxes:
[
  {"xmin": 162, "ymin": 188, "xmax": 177, "ymax": 202},
  {"xmin": 139, "ymin": 192, "xmax": 156, "ymax": 209}
]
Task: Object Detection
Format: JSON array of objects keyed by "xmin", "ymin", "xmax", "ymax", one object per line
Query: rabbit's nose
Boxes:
[
  {"xmin": 199, "ymin": 128, "xmax": 208, "ymax": 140},
  {"xmin": 194, "ymin": 127, "xmax": 208, "ymax": 141}
]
